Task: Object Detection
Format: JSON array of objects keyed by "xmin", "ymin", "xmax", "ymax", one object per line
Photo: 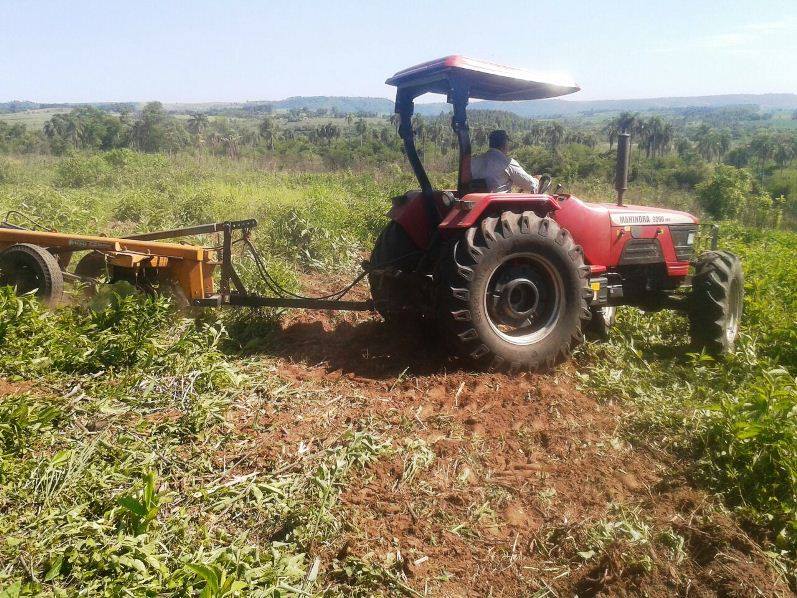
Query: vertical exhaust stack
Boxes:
[{"xmin": 615, "ymin": 131, "xmax": 630, "ymax": 206}]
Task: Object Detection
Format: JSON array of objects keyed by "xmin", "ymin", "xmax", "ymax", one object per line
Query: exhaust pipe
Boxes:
[{"xmin": 615, "ymin": 131, "xmax": 630, "ymax": 206}]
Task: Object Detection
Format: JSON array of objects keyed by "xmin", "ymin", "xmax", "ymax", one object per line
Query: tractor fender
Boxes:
[
  {"xmin": 388, "ymin": 191, "xmax": 446, "ymax": 250},
  {"xmin": 438, "ymin": 193, "xmax": 560, "ymax": 232}
]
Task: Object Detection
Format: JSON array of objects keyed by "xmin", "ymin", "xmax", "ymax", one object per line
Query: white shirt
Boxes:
[{"xmin": 470, "ymin": 148, "xmax": 539, "ymax": 193}]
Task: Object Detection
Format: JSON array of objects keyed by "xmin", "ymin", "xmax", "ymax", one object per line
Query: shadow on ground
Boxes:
[{"xmin": 225, "ymin": 312, "xmax": 461, "ymax": 380}]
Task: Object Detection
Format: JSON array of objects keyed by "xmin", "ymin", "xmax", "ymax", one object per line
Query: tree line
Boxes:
[{"xmin": 1, "ymin": 102, "xmax": 796, "ymax": 227}]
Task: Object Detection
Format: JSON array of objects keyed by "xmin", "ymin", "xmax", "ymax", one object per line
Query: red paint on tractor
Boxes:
[
  {"xmin": 554, "ymin": 195, "xmax": 697, "ymax": 274},
  {"xmin": 390, "ymin": 189, "xmax": 697, "ymax": 279}
]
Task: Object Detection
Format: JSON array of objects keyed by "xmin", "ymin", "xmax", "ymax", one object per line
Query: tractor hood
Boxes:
[{"xmin": 601, "ymin": 204, "xmax": 698, "ymax": 226}]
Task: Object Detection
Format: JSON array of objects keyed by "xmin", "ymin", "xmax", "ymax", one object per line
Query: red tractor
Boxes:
[{"xmin": 368, "ymin": 56, "xmax": 744, "ymax": 370}]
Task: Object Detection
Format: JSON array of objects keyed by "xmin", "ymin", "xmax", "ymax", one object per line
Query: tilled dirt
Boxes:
[{"xmin": 213, "ymin": 275, "xmax": 791, "ymax": 597}]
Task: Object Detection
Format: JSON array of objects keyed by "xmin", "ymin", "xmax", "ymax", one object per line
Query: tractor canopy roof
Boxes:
[{"xmin": 386, "ymin": 55, "xmax": 580, "ymax": 101}]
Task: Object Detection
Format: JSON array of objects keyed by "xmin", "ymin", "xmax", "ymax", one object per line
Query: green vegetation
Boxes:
[
  {"xmin": 1, "ymin": 107, "xmax": 796, "ymax": 592},
  {"xmin": 577, "ymin": 224, "xmax": 797, "ymax": 569},
  {"xmin": 0, "ymin": 286, "xmax": 392, "ymax": 595},
  {"xmin": 2, "ymin": 98, "xmax": 797, "ymax": 228}
]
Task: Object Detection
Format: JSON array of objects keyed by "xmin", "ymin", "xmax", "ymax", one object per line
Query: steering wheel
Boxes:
[{"xmin": 537, "ymin": 174, "xmax": 552, "ymax": 194}]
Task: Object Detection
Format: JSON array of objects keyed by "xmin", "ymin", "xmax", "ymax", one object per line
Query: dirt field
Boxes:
[{"xmin": 215, "ymin": 279, "xmax": 790, "ymax": 596}]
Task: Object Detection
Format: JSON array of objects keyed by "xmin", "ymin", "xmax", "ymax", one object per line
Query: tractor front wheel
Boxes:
[
  {"xmin": 689, "ymin": 250, "xmax": 743, "ymax": 354},
  {"xmin": 438, "ymin": 211, "xmax": 591, "ymax": 371}
]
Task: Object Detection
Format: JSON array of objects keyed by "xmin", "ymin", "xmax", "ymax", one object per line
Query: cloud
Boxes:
[
  {"xmin": 740, "ymin": 18, "xmax": 796, "ymax": 33},
  {"xmin": 654, "ymin": 18, "xmax": 797, "ymax": 54}
]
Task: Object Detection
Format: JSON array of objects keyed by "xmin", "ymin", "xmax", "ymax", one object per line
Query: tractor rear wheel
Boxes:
[
  {"xmin": 438, "ymin": 211, "xmax": 591, "ymax": 371},
  {"xmin": 0, "ymin": 243, "xmax": 64, "ymax": 305},
  {"xmin": 689, "ymin": 250, "xmax": 743, "ymax": 354},
  {"xmin": 368, "ymin": 221, "xmax": 422, "ymax": 323}
]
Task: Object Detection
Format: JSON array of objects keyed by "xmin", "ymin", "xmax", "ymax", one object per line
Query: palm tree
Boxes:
[
  {"xmin": 716, "ymin": 130, "xmax": 731, "ymax": 159},
  {"xmin": 695, "ymin": 125, "xmax": 720, "ymax": 161},
  {"xmin": 64, "ymin": 117, "xmax": 83, "ymax": 149},
  {"xmin": 545, "ymin": 122, "xmax": 565, "ymax": 152},
  {"xmin": 187, "ymin": 112, "xmax": 209, "ymax": 137},
  {"xmin": 604, "ymin": 118, "xmax": 619, "ymax": 150},
  {"xmin": 316, "ymin": 123, "xmax": 340, "ymax": 145},
  {"xmin": 617, "ymin": 112, "xmax": 639, "ymax": 137},
  {"xmin": 773, "ymin": 139, "xmax": 795, "ymax": 171},
  {"xmin": 355, "ymin": 118, "xmax": 368, "ymax": 146},
  {"xmin": 675, "ymin": 137, "xmax": 693, "ymax": 160},
  {"xmin": 640, "ymin": 116, "xmax": 673, "ymax": 158},
  {"xmin": 749, "ymin": 132, "xmax": 775, "ymax": 181},
  {"xmin": 258, "ymin": 117, "xmax": 277, "ymax": 149}
]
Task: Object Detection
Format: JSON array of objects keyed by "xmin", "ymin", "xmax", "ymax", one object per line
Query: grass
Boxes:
[
  {"xmin": 0, "ymin": 109, "xmax": 70, "ymax": 128},
  {"xmin": 1, "ymin": 151, "xmax": 796, "ymax": 593},
  {"xmin": 0, "ymin": 289, "xmax": 392, "ymax": 594},
  {"xmin": 575, "ymin": 224, "xmax": 797, "ymax": 571}
]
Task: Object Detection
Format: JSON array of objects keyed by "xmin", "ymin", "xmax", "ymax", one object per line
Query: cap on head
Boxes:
[{"xmin": 489, "ymin": 130, "xmax": 509, "ymax": 150}]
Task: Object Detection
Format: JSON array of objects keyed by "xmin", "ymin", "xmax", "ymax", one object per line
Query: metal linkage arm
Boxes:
[{"xmin": 124, "ymin": 219, "xmax": 257, "ymax": 241}]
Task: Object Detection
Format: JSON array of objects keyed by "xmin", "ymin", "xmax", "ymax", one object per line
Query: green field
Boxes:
[
  {"xmin": 0, "ymin": 153, "xmax": 795, "ymax": 595},
  {"xmin": 0, "ymin": 109, "xmax": 70, "ymax": 128}
]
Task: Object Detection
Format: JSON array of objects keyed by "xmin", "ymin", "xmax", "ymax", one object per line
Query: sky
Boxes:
[{"xmin": 1, "ymin": 0, "xmax": 796, "ymax": 104}]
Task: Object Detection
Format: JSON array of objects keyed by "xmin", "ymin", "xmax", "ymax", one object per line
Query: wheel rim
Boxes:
[
  {"xmin": 483, "ymin": 252, "xmax": 565, "ymax": 346},
  {"xmin": 726, "ymin": 277, "xmax": 742, "ymax": 344},
  {"xmin": 0, "ymin": 260, "xmax": 43, "ymax": 295}
]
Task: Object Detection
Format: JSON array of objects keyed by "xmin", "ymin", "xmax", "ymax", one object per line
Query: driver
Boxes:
[{"xmin": 471, "ymin": 130, "xmax": 539, "ymax": 193}]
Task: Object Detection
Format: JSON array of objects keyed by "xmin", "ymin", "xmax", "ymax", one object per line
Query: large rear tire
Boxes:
[
  {"xmin": 368, "ymin": 221, "xmax": 422, "ymax": 323},
  {"xmin": 438, "ymin": 211, "xmax": 591, "ymax": 371},
  {"xmin": 0, "ymin": 243, "xmax": 64, "ymax": 305},
  {"xmin": 689, "ymin": 250, "xmax": 743, "ymax": 354}
]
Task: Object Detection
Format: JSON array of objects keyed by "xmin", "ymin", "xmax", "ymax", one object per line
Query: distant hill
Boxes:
[
  {"xmin": 269, "ymin": 96, "xmax": 394, "ymax": 114},
  {"xmin": 415, "ymin": 93, "xmax": 797, "ymax": 117},
  {"xmin": 159, "ymin": 97, "xmax": 394, "ymax": 116},
  {"xmin": 3, "ymin": 93, "xmax": 796, "ymax": 119}
]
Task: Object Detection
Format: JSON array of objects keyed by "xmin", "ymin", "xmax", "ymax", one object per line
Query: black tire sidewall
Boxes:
[
  {"xmin": 0, "ymin": 243, "xmax": 64, "ymax": 304},
  {"xmin": 689, "ymin": 251, "xmax": 743, "ymax": 353},
  {"xmin": 465, "ymin": 234, "xmax": 583, "ymax": 364}
]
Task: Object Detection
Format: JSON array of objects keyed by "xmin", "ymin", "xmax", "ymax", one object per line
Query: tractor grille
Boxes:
[
  {"xmin": 619, "ymin": 239, "xmax": 663, "ymax": 265},
  {"xmin": 669, "ymin": 224, "xmax": 698, "ymax": 262}
]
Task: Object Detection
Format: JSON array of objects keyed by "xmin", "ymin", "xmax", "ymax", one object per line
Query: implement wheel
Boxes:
[
  {"xmin": 438, "ymin": 211, "xmax": 591, "ymax": 371},
  {"xmin": 0, "ymin": 243, "xmax": 64, "ymax": 305},
  {"xmin": 74, "ymin": 251, "xmax": 108, "ymax": 280},
  {"xmin": 689, "ymin": 250, "xmax": 743, "ymax": 354},
  {"xmin": 368, "ymin": 221, "xmax": 422, "ymax": 323}
]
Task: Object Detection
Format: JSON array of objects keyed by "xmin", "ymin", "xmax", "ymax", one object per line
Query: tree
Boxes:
[
  {"xmin": 603, "ymin": 119, "xmax": 618, "ymax": 150},
  {"xmin": 187, "ymin": 113, "xmax": 209, "ymax": 137},
  {"xmin": 617, "ymin": 112, "xmax": 639, "ymax": 137},
  {"xmin": 773, "ymin": 138, "xmax": 795, "ymax": 171},
  {"xmin": 748, "ymin": 132, "xmax": 775, "ymax": 181},
  {"xmin": 130, "ymin": 102, "xmax": 188, "ymax": 153},
  {"xmin": 695, "ymin": 125, "xmax": 721, "ymax": 162},
  {"xmin": 131, "ymin": 102, "xmax": 167, "ymax": 152},
  {"xmin": 640, "ymin": 116, "xmax": 673, "ymax": 158},
  {"xmin": 545, "ymin": 122, "xmax": 565, "ymax": 152},
  {"xmin": 696, "ymin": 164, "xmax": 751, "ymax": 219},
  {"xmin": 354, "ymin": 118, "xmax": 368, "ymax": 146},
  {"xmin": 258, "ymin": 117, "xmax": 277, "ymax": 149},
  {"xmin": 316, "ymin": 123, "xmax": 340, "ymax": 145}
]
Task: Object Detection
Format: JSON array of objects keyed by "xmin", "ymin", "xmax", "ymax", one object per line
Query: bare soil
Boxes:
[{"xmin": 220, "ymin": 278, "xmax": 790, "ymax": 596}]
